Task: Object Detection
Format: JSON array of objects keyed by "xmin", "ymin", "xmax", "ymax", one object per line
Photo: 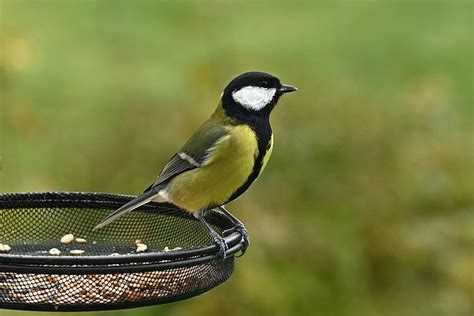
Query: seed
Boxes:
[
  {"xmin": 49, "ymin": 248, "xmax": 61, "ymax": 256},
  {"xmin": 70, "ymin": 249, "xmax": 85, "ymax": 255},
  {"xmin": 172, "ymin": 247, "xmax": 182, "ymax": 251},
  {"xmin": 134, "ymin": 239, "xmax": 142, "ymax": 245},
  {"xmin": 60, "ymin": 234, "xmax": 75, "ymax": 244},
  {"xmin": 163, "ymin": 246, "xmax": 170, "ymax": 252},
  {"xmin": 109, "ymin": 253, "xmax": 120, "ymax": 256},
  {"xmin": 136, "ymin": 243, "xmax": 148, "ymax": 253},
  {"xmin": 0, "ymin": 243, "xmax": 11, "ymax": 252},
  {"xmin": 75, "ymin": 237, "xmax": 87, "ymax": 244}
]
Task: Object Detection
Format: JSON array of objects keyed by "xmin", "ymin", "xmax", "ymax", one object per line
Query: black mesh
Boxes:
[{"xmin": 0, "ymin": 192, "xmax": 244, "ymax": 311}]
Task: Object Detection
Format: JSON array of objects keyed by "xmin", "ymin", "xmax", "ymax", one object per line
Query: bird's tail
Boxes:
[{"xmin": 93, "ymin": 190, "xmax": 160, "ymax": 231}]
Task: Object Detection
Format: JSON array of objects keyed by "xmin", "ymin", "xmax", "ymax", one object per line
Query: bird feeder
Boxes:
[{"xmin": 0, "ymin": 192, "xmax": 245, "ymax": 311}]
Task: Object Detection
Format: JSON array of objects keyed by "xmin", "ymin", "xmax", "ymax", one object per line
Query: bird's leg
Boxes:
[
  {"xmin": 196, "ymin": 212, "xmax": 228, "ymax": 261},
  {"xmin": 218, "ymin": 206, "xmax": 250, "ymax": 256}
]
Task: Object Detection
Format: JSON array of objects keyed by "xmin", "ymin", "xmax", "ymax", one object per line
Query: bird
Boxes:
[{"xmin": 93, "ymin": 71, "xmax": 297, "ymax": 259}]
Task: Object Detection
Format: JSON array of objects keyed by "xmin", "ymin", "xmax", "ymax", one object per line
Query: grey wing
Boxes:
[
  {"xmin": 144, "ymin": 123, "xmax": 229, "ymax": 193},
  {"xmin": 143, "ymin": 154, "xmax": 197, "ymax": 192}
]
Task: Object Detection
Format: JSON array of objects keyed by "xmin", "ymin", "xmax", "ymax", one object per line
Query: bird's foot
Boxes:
[
  {"xmin": 209, "ymin": 230, "xmax": 228, "ymax": 261},
  {"xmin": 234, "ymin": 223, "xmax": 250, "ymax": 257},
  {"xmin": 196, "ymin": 212, "xmax": 229, "ymax": 261},
  {"xmin": 224, "ymin": 223, "xmax": 250, "ymax": 257}
]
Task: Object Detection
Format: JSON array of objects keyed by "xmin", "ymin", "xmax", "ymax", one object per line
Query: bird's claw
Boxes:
[
  {"xmin": 212, "ymin": 234, "xmax": 228, "ymax": 261},
  {"xmin": 234, "ymin": 224, "xmax": 250, "ymax": 257},
  {"xmin": 224, "ymin": 224, "xmax": 250, "ymax": 257}
]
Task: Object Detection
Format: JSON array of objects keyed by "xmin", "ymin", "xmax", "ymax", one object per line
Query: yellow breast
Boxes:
[{"xmin": 166, "ymin": 125, "xmax": 258, "ymax": 212}]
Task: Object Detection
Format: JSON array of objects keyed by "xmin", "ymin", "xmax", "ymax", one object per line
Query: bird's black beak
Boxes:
[{"xmin": 278, "ymin": 84, "xmax": 298, "ymax": 94}]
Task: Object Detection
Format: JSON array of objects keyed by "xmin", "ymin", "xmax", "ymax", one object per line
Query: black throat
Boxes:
[{"xmin": 221, "ymin": 98, "xmax": 273, "ymax": 203}]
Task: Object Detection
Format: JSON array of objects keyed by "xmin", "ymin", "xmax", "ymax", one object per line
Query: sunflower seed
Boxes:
[
  {"xmin": 0, "ymin": 244, "xmax": 11, "ymax": 252},
  {"xmin": 136, "ymin": 243, "xmax": 148, "ymax": 253},
  {"xmin": 48, "ymin": 248, "xmax": 61, "ymax": 256},
  {"xmin": 69, "ymin": 249, "xmax": 85, "ymax": 255},
  {"xmin": 60, "ymin": 234, "xmax": 75, "ymax": 244}
]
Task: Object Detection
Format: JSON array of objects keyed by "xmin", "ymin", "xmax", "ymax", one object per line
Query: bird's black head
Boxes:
[{"xmin": 221, "ymin": 71, "xmax": 297, "ymax": 119}]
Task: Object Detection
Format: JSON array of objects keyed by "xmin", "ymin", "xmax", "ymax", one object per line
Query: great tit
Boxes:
[{"xmin": 94, "ymin": 71, "xmax": 297, "ymax": 258}]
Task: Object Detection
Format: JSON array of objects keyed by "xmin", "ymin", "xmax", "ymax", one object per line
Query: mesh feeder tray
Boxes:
[{"xmin": 0, "ymin": 192, "xmax": 245, "ymax": 311}]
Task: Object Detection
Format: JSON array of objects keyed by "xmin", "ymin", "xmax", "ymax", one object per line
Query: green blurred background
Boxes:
[{"xmin": 1, "ymin": 0, "xmax": 473, "ymax": 315}]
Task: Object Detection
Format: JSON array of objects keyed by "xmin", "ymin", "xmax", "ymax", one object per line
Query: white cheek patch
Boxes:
[{"xmin": 232, "ymin": 86, "xmax": 276, "ymax": 111}]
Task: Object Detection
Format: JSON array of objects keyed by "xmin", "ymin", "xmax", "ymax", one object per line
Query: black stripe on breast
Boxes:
[{"xmin": 226, "ymin": 116, "xmax": 272, "ymax": 203}]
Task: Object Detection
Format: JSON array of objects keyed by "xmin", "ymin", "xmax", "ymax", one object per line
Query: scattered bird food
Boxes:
[
  {"xmin": 136, "ymin": 243, "xmax": 148, "ymax": 253},
  {"xmin": 163, "ymin": 246, "xmax": 182, "ymax": 252},
  {"xmin": 69, "ymin": 250, "xmax": 85, "ymax": 256},
  {"xmin": 0, "ymin": 243, "xmax": 11, "ymax": 252},
  {"xmin": 60, "ymin": 234, "xmax": 75, "ymax": 244},
  {"xmin": 0, "ymin": 270, "xmax": 194, "ymax": 305},
  {"xmin": 48, "ymin": 248, "xmax": 61, "ymax": 256}
]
